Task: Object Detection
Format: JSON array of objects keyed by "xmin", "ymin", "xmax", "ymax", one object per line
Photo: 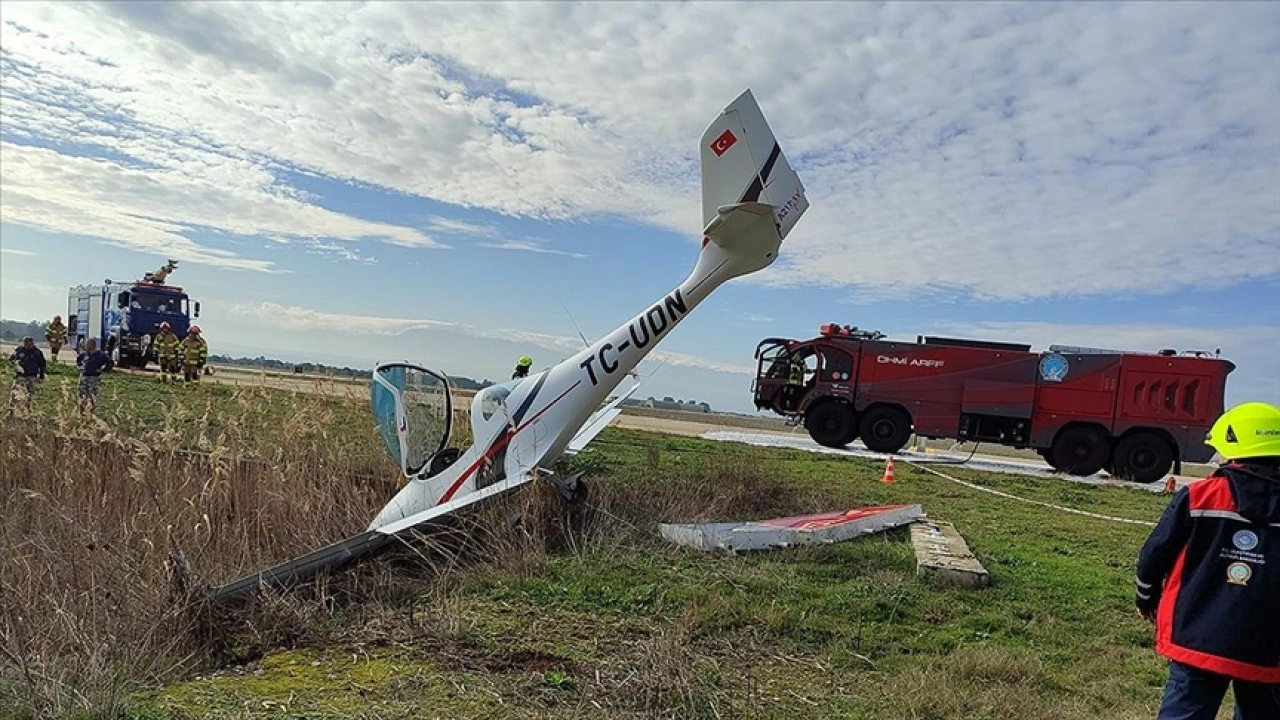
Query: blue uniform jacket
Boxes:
[
  {"xmin": 78, "ymin": 350, "xmax": 114, "ymax": 377},
  {"xmin": 11, "ymin": 346, "xmax": 46, "ymax": 378}
]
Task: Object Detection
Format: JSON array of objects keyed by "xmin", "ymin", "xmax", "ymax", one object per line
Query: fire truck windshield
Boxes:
[
  {"xmin": 754, "ymin": 340, "xmax": 793, "ymax": 379},
  {"xmin": 130, "ymin": 291, "xmax": 185, "ymax": 315}
]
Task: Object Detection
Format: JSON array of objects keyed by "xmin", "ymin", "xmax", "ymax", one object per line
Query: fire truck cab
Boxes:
[{"xmin": 752, "ymin": 324, "xmax": 1235, "ymax": 483}]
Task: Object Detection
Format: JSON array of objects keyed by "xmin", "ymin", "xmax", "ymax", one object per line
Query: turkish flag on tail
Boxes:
[{"xmin": 710, "ymin": 129, "xmax": 738, "ymax": 157}]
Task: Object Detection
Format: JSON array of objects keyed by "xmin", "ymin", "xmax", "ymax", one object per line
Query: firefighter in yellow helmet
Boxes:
[
  {"xmin": 1135, "ymin": 402, "xmax": 1280, "ymax": 718},
  {"xmin": 180, "ymin": 325, "xmax": 208, "ymax": 383},
  {"xmin": 153, "ymin": 322, "xmax": 181, "ymax": 381},
  {"xmin": 45, "ymin": 315, "xmax": 67, "ymax": 363},
  {"xmin": 512, "ymin": 355, "xmax": 532, "ymax": 380}
]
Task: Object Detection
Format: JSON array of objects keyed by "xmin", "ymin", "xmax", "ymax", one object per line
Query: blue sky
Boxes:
[{"xmin": 1, "ymin": 1, "xmax": 1278, "ymax": 414}]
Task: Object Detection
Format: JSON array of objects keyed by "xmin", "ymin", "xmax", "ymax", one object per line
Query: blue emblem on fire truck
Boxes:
[{"xmin": 1039, "ymin": 353, "xmax": 1070, "ymax": 383}]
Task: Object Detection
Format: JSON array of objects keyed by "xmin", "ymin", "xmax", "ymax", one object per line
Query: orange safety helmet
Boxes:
[
  {"xmin": 188, "ymin": 325, "xmax": 201, "ymax": 335},
  {"xmin": 159, "ymin": 321, "xmax": 171, "ymax": 331},
  {"xmin": 54, "ymin": 315, "xmax": 62, "ymax": 322}
]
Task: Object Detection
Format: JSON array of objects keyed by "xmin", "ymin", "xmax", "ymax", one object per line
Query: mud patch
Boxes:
[
  {"xmin": 410, "ymin": 636, "xmax": 582, "ymax": 677},
  {"xmin": 484, "ymin": 649, "xmax": 578, "ymax": 674}
]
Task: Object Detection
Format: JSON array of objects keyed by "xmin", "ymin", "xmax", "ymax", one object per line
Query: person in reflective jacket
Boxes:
[{"xmin": 1136, "ymin": 402, "xmax": 1280, "ymax": 719}]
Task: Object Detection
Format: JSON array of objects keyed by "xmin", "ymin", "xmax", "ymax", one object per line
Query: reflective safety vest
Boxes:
[
  {"xmin": 154, "ymin": 332, "xmax": 180, "ymax": 358},
  {"xmin": 181, "ymin": 337, "xmax": 207, "ymax": 366},
  {"xmin": 46, "ymin": 323, "xmax": 66, "ymax": 342},
  {"xmin": 787, "ymin": 361, "xmax": 805, "ymax": 386},
  {"xmin": 1136, "ymin": 465, "xmax": 1280, "ymax": 683}
]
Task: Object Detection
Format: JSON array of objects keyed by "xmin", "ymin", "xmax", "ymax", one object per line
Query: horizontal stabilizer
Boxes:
[
  {"xmin": 660, "ymin": 504, "xmax": 924, "ymax": 553},
  {"xmin": 565, "ymin": 380, "xmax": 641, "ymax": 455}
]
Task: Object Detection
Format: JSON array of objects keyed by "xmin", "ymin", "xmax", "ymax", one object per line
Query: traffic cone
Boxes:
[
  {"xmin": 881, "ymin": 456, "xmax": 896, "ymax": 484},
  {"xmin": 1163, "ymin": 476, "xmax": 1176, "ymax": 494}
]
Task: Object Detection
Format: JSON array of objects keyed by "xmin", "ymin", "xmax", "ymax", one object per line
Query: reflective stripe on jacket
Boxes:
[
  {"xmin": 181, "ymin": 338, "xmax": 207, "ymax": 365},
  {"xmin": 154, "ymin": 333, "xmax": 180, "ymax": 357}
]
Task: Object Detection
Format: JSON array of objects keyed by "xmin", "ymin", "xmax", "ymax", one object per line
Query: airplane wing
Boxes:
[
  {"xmin": 564, "ymin": 379, "xmax": 641, "ymax": 455},
  {"xmin": 211, "ymin": 467, "xmax": 542, "ymax": 601}
]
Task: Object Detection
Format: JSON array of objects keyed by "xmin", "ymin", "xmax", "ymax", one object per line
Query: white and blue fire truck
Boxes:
[{"xmin": 67, "ymin": 262, "xmax": 201, "ymax": 369}]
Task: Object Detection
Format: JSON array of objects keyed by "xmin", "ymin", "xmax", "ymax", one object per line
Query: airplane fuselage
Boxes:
[{"xmin": 367, "ymin": 235, "xmax": 769, "ymax": 531}]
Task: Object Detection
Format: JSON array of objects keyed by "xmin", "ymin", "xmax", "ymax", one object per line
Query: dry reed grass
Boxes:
[{"xmin": 0, "ymin": 379, "xmax": 398, "ymax": 718}]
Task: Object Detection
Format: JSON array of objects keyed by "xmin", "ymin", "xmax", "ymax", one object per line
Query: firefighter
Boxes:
[
  {"xmin": 1136, "ymin": 401, "xmax": 1280, "ymax": 719},
  {"xmin": 8, "ymin": 336, "xmax": 46, "ymax": 415},
  {"xmin": 45, "ymin": 315, "xmax": 67, "ymax": 363},
  {"xmin": 180, "ymin": 325, "xmax": 208, "ymax": 383},
  {"xmin": 783, "ymin": 354, "xmax": 806, "ymax": 411},
  {"xmin": 512, "ymin": 355, "xmax": 532, "ymax": 380},
  {"xmin": 153, "ymin": 322, "xmax": 180, "ymax": 381}
]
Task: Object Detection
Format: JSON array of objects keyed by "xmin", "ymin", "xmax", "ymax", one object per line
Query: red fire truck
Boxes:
[{"xmin": 751, "ymin": 324, "xmax": 1235, "ymax": 482}]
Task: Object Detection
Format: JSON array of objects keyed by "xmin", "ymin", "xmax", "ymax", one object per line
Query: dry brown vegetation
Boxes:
[{"xmin": 0, "ymin": 370, "xmax": 406, "ymax": 716}]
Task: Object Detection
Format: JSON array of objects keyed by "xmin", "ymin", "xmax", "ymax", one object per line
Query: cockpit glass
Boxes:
[
  {"xmin": 473, "ymin": 379, "xmax": 519, "ymax": 422},
  {"xmin": 371, "ymin": 364, "xmax": 452, "ymax": 475}
]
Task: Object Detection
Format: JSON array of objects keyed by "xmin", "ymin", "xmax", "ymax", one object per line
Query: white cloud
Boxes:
[
  {"xmin": 1, "ymin": 3, "xmax": 1276, "ymax": 296},
  {"xmin": 479, "ymin": 239, "xmax": 586, "ymax": 259},
  {"xmin": 1, "ymin": 248, "xmax": 38, "ymax": 256},
  {"xmin": 305, "ymin": 241, "xmax": 377, "ymax": 265},
  {"xmin": 0, "ymin": 141, "xmax": 444, "ymax": 271},
  {"xmin": 425, "ymin": 216, "xmax": 500, "ymax": 239},
  {"xmin": 0, "ymin": 278, "xmax": 65, "ymax": 322},
  {"xmin": 227, "ymin": 300, "xmax": 753, "ymax": 374}
]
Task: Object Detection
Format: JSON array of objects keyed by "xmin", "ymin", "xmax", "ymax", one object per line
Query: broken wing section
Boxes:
[{"xmin": 564, "ymin": 379, "xmax": 641, "ymax": 456}]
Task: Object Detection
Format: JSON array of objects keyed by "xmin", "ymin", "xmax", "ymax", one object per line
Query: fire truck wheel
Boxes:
[
  {"xmin": 1111, "ymin": 433, "xmax": 1174, "ymax": 484},
  {"xmin": 1050, "ymin": 426, "xmax": 1110, "ymax": 476},
  {"xmin": 859, "ymin": 405, "xmax": 913, "ymax": 454},
  {"xmin": 805, "ymin": 401, "xmax": 856, "ymax": 448}
]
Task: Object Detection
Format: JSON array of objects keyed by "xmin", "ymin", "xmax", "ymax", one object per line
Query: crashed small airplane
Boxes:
[{"xmin": 210, "ymin": 88, "xmax": 811, "ymax": 602}]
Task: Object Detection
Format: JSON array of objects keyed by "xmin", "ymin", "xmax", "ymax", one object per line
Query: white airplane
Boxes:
[{"xmin": 210, "ymin": 88, "xmax": 810, "ymax": 601}]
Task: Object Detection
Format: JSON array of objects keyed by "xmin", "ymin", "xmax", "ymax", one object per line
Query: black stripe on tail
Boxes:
[{"xmin": 739, "ymin": 142, "xmax": 782, "ymax": 203}]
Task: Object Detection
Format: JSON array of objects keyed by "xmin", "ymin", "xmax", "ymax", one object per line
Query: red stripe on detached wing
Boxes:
[{"xmin": 437, "ymin": 381, "xmax": 582, "ymax": 504}]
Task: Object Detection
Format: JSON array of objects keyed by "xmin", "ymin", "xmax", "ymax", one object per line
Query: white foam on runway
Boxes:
[{"xmin": 699, "ymin": 430, "xmax": 1192, "ymax": 494}]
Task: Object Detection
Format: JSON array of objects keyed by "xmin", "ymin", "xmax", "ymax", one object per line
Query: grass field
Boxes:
[{"xmin": 0, "ymin": 365, "xmax": 1221, "ymax": 719}]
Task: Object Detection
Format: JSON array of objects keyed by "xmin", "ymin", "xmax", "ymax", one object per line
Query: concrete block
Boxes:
[{"xmin": 910, "ymin": 520, "xmax": 989, "ymax": 588}]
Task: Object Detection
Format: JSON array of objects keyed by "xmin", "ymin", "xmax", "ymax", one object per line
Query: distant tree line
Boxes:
[{"xmin": 1, "ymin": 319, "xmax": 49, "ymax": 342}]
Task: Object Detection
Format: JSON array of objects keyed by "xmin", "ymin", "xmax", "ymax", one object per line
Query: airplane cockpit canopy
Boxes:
[{"xmin": 370, "ymin": 363, "xmax": 452, "ymax": 477}]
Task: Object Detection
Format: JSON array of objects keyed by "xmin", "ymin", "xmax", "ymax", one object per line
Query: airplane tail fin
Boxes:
[{"xmin": 697, "ymin": 89, "xmax": 808, "ymax": 276}]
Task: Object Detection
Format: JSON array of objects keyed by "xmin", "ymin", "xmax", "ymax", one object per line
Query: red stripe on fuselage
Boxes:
[{"xmin": 437, "ymin": 381, "xmax": 582, "ymax": 504}]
